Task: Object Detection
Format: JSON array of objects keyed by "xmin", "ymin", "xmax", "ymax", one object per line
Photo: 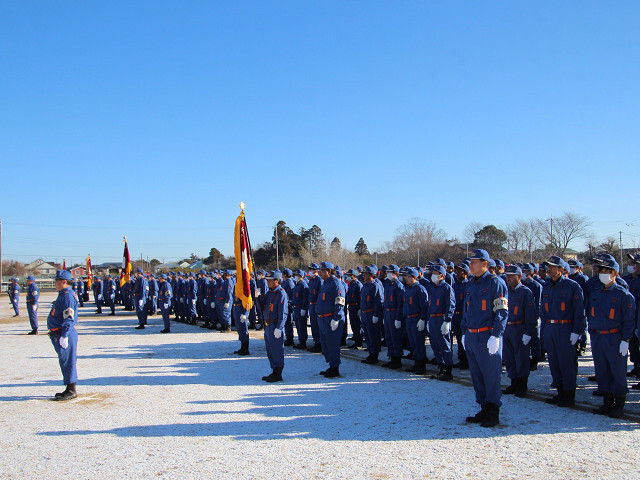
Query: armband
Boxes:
[
  {"xmin": 63, "ymin": 308, "xmax": 75, "ymax": 319},
  {"xmin": 335, "ymin": 296, "xmax": 345, "ymax": 306},
  {"xmin": 493, "ymin": 297, "xmax": 508, "ymax": 312}
]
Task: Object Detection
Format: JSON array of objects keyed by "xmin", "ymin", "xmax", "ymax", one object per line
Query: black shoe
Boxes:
[
  {"xmin": 593, "ymin": 390, "xmax": 604, "ymax": 397},
  {"xmin": 545, "ymin": 387, "xmax": 563, "ymax": 404},
  {"xmin": 428, "ymin": 357, "xmax": 438, "ymax": 365},
  {"xmin": 592, "ymin": 393, "xmax": 614, "ymax": 415},
  {"xmin": 53, "ymin": 383, "xmax": 77, "ymax": 401},
  {"xmin": 322, "ymin": 367, "xmax": 340, "ymax": 378},
  {"xmin": 233, "ymin": 342, "xmax": 250, "ymax": 356},
  {"xmin": 454, "ymin": 360, "xmax": 469, "ymax": 370},
  {"xmin": 382, "ymin": 357, "xmax": 402, "ymax": 369},
  {"xmin": 480, "ymin": 403, "xmax": 500, "ymax": 428},
  {"xmin": 340, "ymin": 339, "xmax": 347, "ymax": 346},
  {"xmin": 557, "ymin": 389, "xmax": 575, "ymax": 407},
  {"xmin": 405, "ymin": 364, "xmax": 417, "ymax": 373},
  {"xmin": 308, "ymin": 344, "xmax": 322, "ymax": 353},
  {"xmin": 28, "ymin": 329, "xmax": 38, "ymax": 335},
  {"xmin": 348, "ymin": 343, "xmax": 360, "ymax": 350},
  {"xmin": 514, "ymin": 378, "xmax": 528, "ymax": 398},
  {"xmin": 262, "ymin": 367, "xmax": 283, "ymax": 383},
  {"xmin": 293, "ymin": 342, "xmax": 307, "ymax": 350},
  {"xmin": 201, "ymin": 323, "xmax": 210, "ymax": 329},
  {"xmin": 529, "ymin": 357, "xmax": 539, "ymax": 371},
  {"xmin": 160, "ymin": 329, "xmax": 170, "ymax": 333},
  {"xmin": 465, "ymin": 406, "xmax": 486, "ymax": 423},
  {"xmin": 588, "ymin": 375, "xmax": 597, "ymax": 382},
  {"xmin": 284, "ymin": 338, "xmax": 295, "ymax": 347},
  {"xmin": 632, "ymin": 382, "xmax": 640, "ymax": 390},
  {"xmin": 12, "ymin": 314, "xmax": 20, "ymax": 317},
  {"xmin": 361, "ymin": 354, "xmax": 379, "ymax": 365},
  {"xmin": 608, "ymin": 395, "xmax": 626, "ymax": 419},
  {"xmin": 135, "ymin": 325, "xmax": 145, "ymax": 330},
  {"xmin": 108, "ymin": 312, "xmax": 116, "ymax": 316},
  {"xmin": 437, "ymin": 365, "xmax": 453, "ymax": 381},
  {"xmin": 502, "ymin": 380, "xmax": 517, "ymax": 395},
  {"xmin": 627, "ymin": 368, "xmax": 639, "ymax": 378}
]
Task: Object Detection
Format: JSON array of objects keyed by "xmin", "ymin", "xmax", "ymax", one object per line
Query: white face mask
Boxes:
[
  {"xmin": 294, "ymin": 276, "xmax": 301, "ymax": 282},
  {"xmin": 386, "ymin": 273, "xmax": 394, "ymax": 281},
  {"xmin": 569, "ymin": 267, "xmax": 577, "ymax": 275},
  {"xmin": 628, "ymin": 265, "xmax": 635, "ymax": 274},
  {"xmin": 431, "ymin": 274, "xmax": 441, "ymax": 284},
  {"xmin": 599, "ymin": 273, "xmax": 613, "ymax": 285}
]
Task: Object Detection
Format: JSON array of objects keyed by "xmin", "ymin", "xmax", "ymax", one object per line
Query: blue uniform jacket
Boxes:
[
  {"xmin": 360, "ymin": 280, "xmax": 384, "ymax": 318},
  {"xmin": 461, "ymin": 271, "xmax": 509, "ymax": 337},
  {"xmin": 217, "ymin": 278, "xmax": 234, "ymax": 304},
  {"xmin": 346, "ymin": 279, "xmax": 362, "ymax": 308},
  {"xmin": 522, "ymin": 277, "xmax": 542, "ymax": 317},
  {"xmin": 587, "ymin": 281, "xmax": 636, "ymax": 340},
  {"xmin": 403, "ymin": 282, "xmax": 429, "ymax": 321},
  {"xmin": 540, "ymin": 276, "xmax": 586, "ymax": 335},
  {"xmin": 316, "ymin": 275, "xmax": 346, "ymax": 321},
  {"xmin": 158, "ymin": 281, "xmax": 173, "ymax": 302},
  {"xmin": 75, "ymin": 281, "xmax": 84, "ymax": 295},
  {"xmin": 92, "ymin": 280, "xmax": 103, "ymax": 297},
  {"xmin": 133, "ymin": 276, "xmax": 149, "ymax": 302},
  {"xmin": 148, "ymin": 278, "xmax": 158, "ymax": 298},
  {"xmin": 27, "ymin": 283, "xmax": 40, "ymax": 303},
  {"xmin": 383, "ymin": 278, "xmax": 404, "ymax": 320},
  {"xmin": 47, "ymin": 286, "xmax": 78, "ymax": 337},
  {"xmin": 428, "ymin": 281, "xmax": 455, "ymax": 322},
  {"xmin": 452, "ymin": 278, "xmax": 467, "ymax": 317},
  {"xmin": 186, "ymin": 278, "xmax": 197, "ymax": 300},
  {"xmin": 507, "ymin": 282, "xmax": 537, "ymax": 337},
  {"xmin": 291, "ymin": 280, "xmax": 310, "ymax": 311},
  {"xmin": 263, "ymin": 285, "xmax": 288, "ymax": 329},
  {"xmin": 307, "ymin": 276, "xmax": 323, "ymax": 304}
]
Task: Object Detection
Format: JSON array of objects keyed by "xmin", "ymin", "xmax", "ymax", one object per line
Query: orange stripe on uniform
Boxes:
[
  {"xmin": 481, "ymin": 299, "xmax": 486, "ymax": 311},
  {"xmin": 609, "ymin": 308, "xmax": 615, "ymax": 320},
  {"xmin": 561, "ymin": 302, "xmax": 565, "ymax": 312},
  {"xmin": 513, "ymin": 306, "xmax": 519, "ymax": 316}
]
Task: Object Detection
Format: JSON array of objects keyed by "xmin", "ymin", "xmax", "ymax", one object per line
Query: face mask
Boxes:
[
  {"xmin": 294, "ymin": 276, "xmax": 301, "ymax": 282},
  {"xmin": 628, "ymin": 265, "xmax": 635, "ymax": 274},
  {"xmin": 599, "ymin": 273, "xmax": 613, "ymax": 285},
  {"xmin": 386, "ymin": 273, "xmax": 394, "ymax": 281},
  {"xmin": 569, "ymin": 267, "xmax": 577, "ymax": 275},
  {"xmin": 431, "ymin": 274, "xmax": 440, "ymax": 284}
]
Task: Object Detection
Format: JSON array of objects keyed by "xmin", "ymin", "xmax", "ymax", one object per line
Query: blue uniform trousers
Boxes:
[
  {"xmin": 208, "ymin": 302, "xmax": 219, "ymax": 325},
  {"xmin": 186, "ymin": 299, "xmax": 196, "ymax": 319},
  {"xmin": 629, "ymin": 335, "xmax": 640, "ymax": 369},
  {"xmin": 503, "ymin": 324, "xmax": 530, "ymax": 379},
  {"xmin": 452, "ymin": 312, "xmax": 466, "ymax": 360},
  {"xmin": 27, "ymin": 303, "xmax": 38, "ymax": 330},
  {"xmin": 94, "ymin": 294, "xmax": 102, "ymax": 313},
  {"xmin": 405, "ymin": 317, "xmax": 426, "ymax": 361},
  {"xmin": 466, "ymin": 330, "xmax": 503, "ymax": 407},
  {"xmin": 284, "ymin": 308, "xmax": 294, "ymax": 341},
  {"xmin": 160, "ymin": 301, "xmax": 171, "ymax": 330},
  {"xmin": 317, "ymin": 315, "xmax": 343, "ymax": 367},
  {"xmin": 216, "ymin": 301, "xmax": 231, "ymax": 327},
  {"xmin": 309, "ymin": 304, "xmax": 320, "ymax": 346},
  {"xmin": 428, "ymin": 316, "xmax": 453, "ymax": 365},
  {"xmin": 264, "ymin": 323, "xmax": 284, "ymax": 368},
  {"xmin": 135, "ymin": 300, "xmax": 148, "ymax": 326},
  {"xmin": 106, "ymin": 296, "xmax": 115, "ymax": 314},
  {"xmin": 50, "ymin": 327, "xmax": 78, "ymax": 385},
  {"xmin": 592, "ymin": 332, "xmax": 628, "ymax": 395},
  {"xmin": 531, "ymin": 324, "xmax": 543, "ymax": 358},
  {"xmin": 293, "ymin": 310, "xmax": 308, "ymax": 343},
  {"xmin": 361, "ymin": 311, "xmax": 381, "ymax": 355},
  {"xmin": 348, "ymin": 306, "xmax": 362, "ymax": 341},
  {"xmin": 11, "ymin": 296, "xmax": 20, "ymax": 315},
  {"xmin": 543, "ymin": 323, "xmax": 577, "ymax": 390},
  {"xmin": 383, "ymin": 311, "xmax": 404, "ymax": 358},
  {"xmin": 233, "ymin": 306, "xmax": 250, "ymax": 344}
]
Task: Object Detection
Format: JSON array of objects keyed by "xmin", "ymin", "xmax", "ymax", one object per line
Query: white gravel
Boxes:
[{"xmin": 2, "ymin": 292, "xmax": 640, "ymax": 479}]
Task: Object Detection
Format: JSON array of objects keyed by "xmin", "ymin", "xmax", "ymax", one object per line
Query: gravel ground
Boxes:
[{"xmin": 2, "ymin": 292, "xmax": 640, "ymax": 479}]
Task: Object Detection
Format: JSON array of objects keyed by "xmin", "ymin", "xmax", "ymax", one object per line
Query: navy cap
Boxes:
[
  {"xmin": 387, "ymin": 264, "xmax": 400, "ymax": 273},
  {"xmin": 629, "ymin": 254, "xmax": 640, "ymax": 264},
  {"xmin": 27, "ymin": 275, "xmax": 36, "ymax": 281},
  {"xmin": 56, "ymin": 270, "xmax": 72, "ymax": 281},
  {"xmin": 380, "ymin": 265, "xmax": 389, "ymax": 272},
  {"xmin": 347, "ymin": 269, "xmax": 359, "ymax": 276},
  {"xmin": 435, "ymin": 258, "xmax": 446, "ymax": 267},
  {"xmin": 505, "ymin": 265, "xmax": 522, "ymax": 275},
  {"xmin": 488, "ymin": 259, "xmax": 496, "ymax": 268},
  {"xmin": 404, "ymin": 267, "xmax": 419, "ymax": 277},
  {"xmin": 264, "ymin": 270, "xmax": 282, "ymax": 280},
  {"xmin": 160, "ymin": 274, "xmax": 167, "ymax": 279},
  {"xmin": 149, "ymin": 273, "xmax": 155, "ymax": 278},
  {"xmin": 357, "ymin": 266, "xmax": 363, "ymax": 272},
  {"xmin": 599, "ymin": 258, "xmax": 620, "ymax": 272},
  {"xmin": 136, "ymin": 267, "xmax": 144, "ymax": 274},
  {"xmin": 319, "ymin": 261, "xmax": 334, "ymax": 269},
  {"xmin": 335, "ymin": 266, "xmax": 343, "ymax": 276},
  {"xmin": 455, "ymin": 263, "xmax": 470, "ymax": 273},
  {"xmin": 469, "ymin": 249, "xmax": 490, "ymax": 261},
  {"xmin": 294, "ymin": 269, "xmax": 306, "ymax": 276},
  {"xmin": 223, "ymin": 269, "xmax": 233, "ymax": 275},
  {"xmin": 282, "ymin": 268, "xmax": 293, "ymax": 276},
  {"xmin": 521, "ymin": 264, "xmax": 533, "ymax": 272},
  {"xmin": 538, "ymin": 263, "xmax": 548, "ymax": 271},
  {"xmin": 447, "ymin": 261, "xmax": 455, "ymax": 268},
  {"xmin": 307, "ymin": 263, "xmax": 320, "ymax": 270},
  {"xmin": 364, "ymin": 265, "xmax": 378, "ymax": 275},
  {"xmin": 494, "ymin": 259, "xmax": 505, "ymax": 268},
  {"xmin": 430, "ymin": 265, "xmax": 446, "ymax": 275},
  {"xmin": 568, "ymin": 259, "xmax": 583, "ymax": 268},
  {"xmin": 544, "ymin": 255, "xmax": 564, "ymax": 267}
]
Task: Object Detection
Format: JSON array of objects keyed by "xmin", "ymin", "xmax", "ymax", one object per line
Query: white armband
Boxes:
[
  {"xmin": 63, "ymin": 307, "xmax": 75, "ymax": 319},
  {"xmin": 492, "ymin": 297, "xmax": 508, "ymax": 312},
  {"xmin": 335, "ymin": 296, "xmax": 345, "ymax": 306}
]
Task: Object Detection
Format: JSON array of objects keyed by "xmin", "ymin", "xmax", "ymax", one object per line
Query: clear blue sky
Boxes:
[{"xmin": 2, "ymin": 1, "xmax": 639, "ymax": 265}]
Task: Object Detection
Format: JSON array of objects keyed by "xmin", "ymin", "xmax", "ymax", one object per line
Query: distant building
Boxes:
[
  {"xmin": 93, "ymin": 262, "xmax": 122, "ymax": 275},
  {"xmin": 70, "ymin": 266, "xmax": 87, "ymax": 277},
  {"xmin": 563, "ymin": 248, "xmax": 579, "ymax": 261},
  {"xmin": 25, "ymin": 259, "xmax": 57, "ymax": 276}
]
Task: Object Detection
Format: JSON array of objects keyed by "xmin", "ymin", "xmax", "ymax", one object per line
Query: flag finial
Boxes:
[
  {"xmin": 239, "ymin": 202, "xmax": 245, "ymax": 211},
  {"xmin": 123, "ymin": 235, "xmax": 127, "ymax": 242}
]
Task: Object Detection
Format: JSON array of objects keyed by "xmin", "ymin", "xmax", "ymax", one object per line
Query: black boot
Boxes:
[
  {"xmin": 405, "ymin": 363, "xmax": 417, "ymax": 373},
  {"xmin": 322, "ymin": 366, "xmax": 340, "ymax": 378},
  {"xmin": 308, "ymin": 344, "xmax": 322, "ymax": 353},
  {"xmin": 382, "ymin": 356, "xmax": 402, "ymax": 369},
  {"xmin": 592, "ymin": 393, "xmax": 614, "ymax": 415},
  {"xmin": 262, "ymin": 366, "xmax": 283, "ymax": 383},
  {"xmin": 502, "ymin": 378, "xmax": 517, "ymax": 395},
  {"xmin": 454, "ymin": 357, "xmax": 469, "ymax": 370},
  {"xmin": 283, "ymin": 338, "xmax": 294, "ymax": 347},
  {"xmin": 28, "ymin": 329, "xmax": 38, "ymax": 335},
  {"xmin": 293, "ymin": 341, "xmax": 307, "ymax": 350},
  {"xmin": 608, "ymin": 395, "xmax": 626, "ymax": 418},
  {"xmin": 481, "ymin": 403, "xmax": 500, "ymax": 428},
  {"xmin": 234, "ymin": 342, "xmax": 250, "ymax": 356},
  {"xmin": 437, "ymin": 365, "xmax": 453, "ymax": 381},
  {"xmin": 465, "ymin": 405, "xmax": 487, "ymax": 423},
  {"xmin": 361, "ymin": 353, "xmax": 379, "ymax": 364},
  {"xmin": 557, "ymin": 389, "xmax": 575, "ymax": 407},
  {"xmin": 545, "ymin": 386, "xmax": 563, "ymax": 404},
  {"xmin": 529, "ymin": 356, "xmax": 539, "ymax": 371},
  {"xmin": 54, "ymin": 383, "xmax": 77, "ymax": 401},
  {"xmin": 413, "ymin": 360, "xmax": 427, "ymax": 375},
  {"xmin": 514, "ymin": 377, "xmax": 528, "ymax": 398}
]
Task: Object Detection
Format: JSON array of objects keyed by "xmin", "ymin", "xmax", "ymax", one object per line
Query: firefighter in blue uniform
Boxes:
[
  {"xmin": 26, "ymin": 275, "xmax": 40, "ymax": 334},
  {"xmin": 158, "ymin": 274, "xmax": 173, "ymax": 333},
  {"xmin": 626, "ymin": 255, "xmax": 640, "ymax": 382},
  {"xmin": 316, "ymin": 262, "xmax": 346, "ymax": 377},
  {"xmin": 402, "ymin": 267, "xmax": 429, "ymax": 375},
  {"xmin": 306, "ymin": 263, "xmax": 324, "ymax": 353},
  {"xmin": 8, "ymin": 278, "xmax": 20, "ymax": 317},
  {"xmin": 360, "ymin": 265, "xmax": 384, "ymax": 364},
  {"xmin": 104, "ymin": 275, "xmax": 116, "ymax": 316},
  {"xmin": 428, "ymin": 265, "xmax": 456, "ymax": 380},
  {"xmin": 232, "ymin": 289, "xmax": 251, "ymax": 355},
  {"xmin": 382, "ymin": 264, "xmax": 405, "ymax": 369},
  {"xmin": 215, "ymin": 270, "xmax": 234, "ymax": 331},
  {"xmin": 588, "ymin": 258, "xmax": 636, "ymax": 417},
  {"xmin": 540, "ymin": 256, "xmax": 586, "ymax": 407},
  {"xmin": 280, "ymin": 268, "xmax": 296, "ymax": 346},
  {"xmin": 198, "ymin": 271, "xmax": 209, "ymax": 326},
  {"xmin": 173, "ymin": 272, "xmax": 184, "ymax": 321},
  {"xmin": 92, "ymin": 275, "xmax": 103, "ymax": 314},
  {"xmin": 204, "ymin": 272, "xmax": 218, "ymax": 329},
  {"xmin": 147, "ymin": 274, "xmax": 158, "ymax": 316},
  {"xmin": 291, "ymin": 269, "xmax": 310, "ymax": 349},
  {"xmin": 47, "ymin": 270, "xmax": 79, "ymax": 401},
  {"xmin": 461, "ymin": 249, "xmax": 508, "ymax": 428},
  {"xmin": 185, "ymin": 272, "xmax": 198, "ymax": 324},
  {"xmin": 452, "ymin": 264, "xmax": 470, "ymax": 369},
  {"xmin": 76, "ymin": 277, "xmax": 84, "ymax": 307},
  {"xmin": 261, "ymin": 270, "xmax": 288, "ymax": 382},
  {"xmin": 521, "ymin": 263, "xmax": 543, "ymax": 369},
  {"xmin": 133, "ymin": 268, "xmax": 149, "ymax": 329},
  {"xmin": 346, "ymin": 269, "xmax": 363, "ymax": 349},
  {"xmin": 502, "ymin": 265, "xmax": 537, "ymax": 398}
]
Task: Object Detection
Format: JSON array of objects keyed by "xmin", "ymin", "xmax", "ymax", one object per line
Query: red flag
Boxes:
[
  {"xmin": 86, "ymin": 254, "xmax": 92, "ymax": 288},
  {"xmin": 234, "ymin": 208, "xmax": 254, "ymax": 310},
  {"xmin": 121, "ymin": 236, "xmax": 132, "ymax": 287},
  {"xmin": 62, "ymin": 259, "xmax": 66, "ymax": 270}
]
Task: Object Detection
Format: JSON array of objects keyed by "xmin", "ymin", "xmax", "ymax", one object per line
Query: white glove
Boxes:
[
  {"xmin": 569, "ymin": 332, "xmax": 580, "ymax": 345},
  {"xmin": 462, "ymin": 335, "xmax": 466, "ymax": 350},
  {"xmin": 620, "ymin": 340, "xmax": 629, "ymax": 356},
  {"xmin": 211, "ymin": 303, "xmax": 216, "ymax": 309},
  {"xmin": 300, "ymin": 309, "xmax": 307, "ymax": 316},
  {"xmin": 487, "ymin": 336, "xmax": 500, "ymax": 355},
  {"xmin": 240, "ymin": 314, "xmax": 248, "ymax": 323},
  {"xmin": 203, "ymin": 299, "xmax": 207, "ymax": 305},
  {"xmin": 330, "ymin": 319, "xmax": 339, "ymax": 331},
  {"xmin": 394, "ymin": 320, "xmax": 401, "ymax": 329},
  {"xmin": 274, "ymin": 328, "xmax": 282, "ymax": 339},
  {"xmin": 255, "ymin": 290, "xmax": 260, "ymax": 297},
  {"xmin": 441, "ymin": 322, "xmax": 451, "ymax": 335},
  {"xmin": 98, "ymin": 295, "xmax": 102, "ymax": 300},
  {"xmin": 224, "ymin": 303, "xmax": 230, "ymax": 309},
  {"xmin": 522, "ymin": 334, "xmax": 532, "ymax": 346},
  {"xmin": 180, "ymin": 298, "xmax": 184, "ymax": 303},
  {"xmin": 110, "ymin": 294, "xmax": 115, "ymax": 300},
  {"xmin": 372, "ymin": 316, "xmax": 379, "ymax": 324},
  {"xmin": 59, "ymin": 336, "xmax": 69, "ymax": 349},
  {"xmin": 138, "ymin": 300, "xmax": 143, "ymax": 308},
  {"xmin": 417, "ymin": 319, "xmax": 425, "ymax": 331}
]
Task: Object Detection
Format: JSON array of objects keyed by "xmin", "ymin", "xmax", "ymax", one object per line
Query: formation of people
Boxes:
[{"xmin": 19, "ymin": 249, "xmax": 640, "ymax": 426}]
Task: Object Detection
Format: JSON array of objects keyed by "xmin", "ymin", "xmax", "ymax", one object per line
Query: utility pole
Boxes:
[
  {"xmin": 620, "ymin": 231, "xmax": 624, "ymax": 271},
  {"xmin": 275, "ymin": 224, "xmax": 279, "ymax": 270},
  {"xmin": 417, "ymin": 248, "xmax": 420, "ymax": 266}
]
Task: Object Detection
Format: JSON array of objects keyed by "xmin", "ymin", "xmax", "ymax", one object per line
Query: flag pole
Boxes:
[{"xmin": 239, "ymin": 202, "xmax": 260, "ymax": 300}]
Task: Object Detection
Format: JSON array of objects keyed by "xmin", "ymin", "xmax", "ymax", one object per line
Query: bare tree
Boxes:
[
  {"xmin": 386, "ymin": 217, "xmax": 448, "ymax": 265},
  {"xmin": 462, "ymin": 222, "xmax": 484, "ymax": 244},
  {"xmin": 537, "ymin": 212, "xmax": 592, "ymax": 256}
]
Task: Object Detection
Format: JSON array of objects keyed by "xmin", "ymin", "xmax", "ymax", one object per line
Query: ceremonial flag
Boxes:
[
  {"xmin": 86, "ymin": 254, "xmax": 92, "ymax": 288},
  {"xmin": 62, "ymin": 259, "xmax": 66, "ymax": 270},
  {"xmin": 234, "ymin": 204, "xmax": 254, "ymax": 311},
  {"xmin": 121, "ymin": 236, "xmax": 132, "ymax": 286}
]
